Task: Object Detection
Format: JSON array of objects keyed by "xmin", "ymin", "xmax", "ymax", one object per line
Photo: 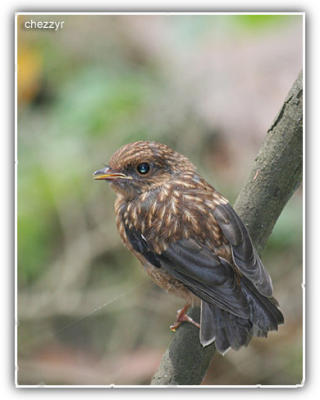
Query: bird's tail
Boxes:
[{"xmin": 200, "ymin": 276, "xmax": 284, "ymax": 354}]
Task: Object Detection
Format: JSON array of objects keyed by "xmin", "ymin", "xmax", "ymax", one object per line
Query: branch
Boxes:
[{"xmin": 151, "ymin": 71, "xmax": 303, "ymax": 385}]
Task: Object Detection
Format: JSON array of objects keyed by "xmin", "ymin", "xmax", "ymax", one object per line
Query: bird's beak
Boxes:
[{"xmin": 93, "ymin": 166, "xmax": 128, "ymax": 181}]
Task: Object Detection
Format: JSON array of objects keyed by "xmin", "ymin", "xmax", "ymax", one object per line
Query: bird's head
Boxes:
[{"xmin": 93, "ymin": 141, "xmax": 196, "ymax": 200}]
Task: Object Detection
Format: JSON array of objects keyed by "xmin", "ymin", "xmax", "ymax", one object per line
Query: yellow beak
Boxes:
[{"xmin": 93, "ymin": 167, "xmax": 129, "ymax": 181}]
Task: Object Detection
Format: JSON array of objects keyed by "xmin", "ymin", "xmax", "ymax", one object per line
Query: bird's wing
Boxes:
[
  {"xmin": 125, "ymin": 225, "xmax": 249, "ymax": 318},
  {"xmin": 213, "ymin": 203, "xmax": 273, "ymax": 297}
]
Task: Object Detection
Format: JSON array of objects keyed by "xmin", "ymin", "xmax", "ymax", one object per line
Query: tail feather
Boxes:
[
  {"xmin": 200, "ymin": 301, "xmax": 252, "ymax": 353},
  {"xmin": 199, "ymin": 277, "xmax": 284, "ymax": 353},
  {"xmin": 240, "ymin": 276, "xmax": 284, "ymax": 333},
  {"xmin": 199, "ymin": 300, "xmax": 216, "ymax": 347}
]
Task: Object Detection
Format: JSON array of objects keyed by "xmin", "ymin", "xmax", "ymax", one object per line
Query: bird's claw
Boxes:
[{"xmin": 170, "ymin": 304, "xmax": 200, "ymax": 332}]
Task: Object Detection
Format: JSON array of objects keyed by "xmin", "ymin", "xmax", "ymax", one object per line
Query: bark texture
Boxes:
[{"xmin": 151, "ymin": 71, "xmax": 303, "ymax": 386}]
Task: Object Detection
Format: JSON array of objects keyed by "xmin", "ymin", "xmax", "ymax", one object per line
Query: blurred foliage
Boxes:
[
  {"xmin": 17, "ymin": 14, "xmax": 303, "ymax": 385},
  {"xmin": 232, "ymin": 15, "xmax": 297, "ymax": 31}
]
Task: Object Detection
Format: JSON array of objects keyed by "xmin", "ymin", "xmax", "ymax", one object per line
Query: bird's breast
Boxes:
[{"xmin": 114, "ymin": 187, "xmax": 232, "ymax": 261}]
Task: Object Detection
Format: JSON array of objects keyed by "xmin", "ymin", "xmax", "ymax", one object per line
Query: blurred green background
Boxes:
[{"xmin": 17, "ymin": 14, "xmax": 303, "ymax": 385}]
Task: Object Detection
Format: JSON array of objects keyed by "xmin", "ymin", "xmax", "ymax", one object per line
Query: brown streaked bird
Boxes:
[{"xmin": 93, "ymin": 141, "xmax": 284, "ymax": 354}]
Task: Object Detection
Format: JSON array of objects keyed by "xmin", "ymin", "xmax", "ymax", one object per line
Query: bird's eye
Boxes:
[{"xmin": 137, "ymin": 162, "xmax": 150, "ymax": 175}]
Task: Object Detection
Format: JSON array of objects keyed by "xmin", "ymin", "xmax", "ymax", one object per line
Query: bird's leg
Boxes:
[{"xmin": 170, "ymin": 303, "xmax": 200, "ymax": 332}]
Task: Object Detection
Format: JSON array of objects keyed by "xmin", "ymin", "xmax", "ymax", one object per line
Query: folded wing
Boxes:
[
  {"xmin": 125, "ymin": 225, "xmax": 249, "ymax": 319},
  {"xmin": 213, "ymin": 203, "xmax": 273, "ymax": 297}
]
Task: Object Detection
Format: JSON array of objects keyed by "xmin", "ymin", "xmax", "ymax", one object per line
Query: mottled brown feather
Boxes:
[
  {"xmin": 111, "ymin": 142, "xmax": 234, "ymax": 299},
  {"xmin": 97, "ymin": 141, "xmax": 283, "ymax": 352}
]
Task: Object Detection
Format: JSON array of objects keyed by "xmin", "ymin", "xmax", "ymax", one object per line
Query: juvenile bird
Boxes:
[{"xmin": 93, "ymin": 141, "xmax": 284, "ymax": 354}]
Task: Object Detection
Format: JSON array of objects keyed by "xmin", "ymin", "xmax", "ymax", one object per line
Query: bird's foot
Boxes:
[{"xmin": 170, "ymin": 304, "xmax": 200, "ymax": 332}]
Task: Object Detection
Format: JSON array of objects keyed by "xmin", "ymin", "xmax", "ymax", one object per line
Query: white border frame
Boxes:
[{"xmin": 14, "ymin": 11, "xmax": 305, "ymax": 389}]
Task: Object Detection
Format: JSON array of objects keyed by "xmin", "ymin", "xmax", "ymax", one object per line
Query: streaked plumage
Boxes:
[{"xmin": 94, "ymin": 141, "xmax": 284, "ymax": 353}]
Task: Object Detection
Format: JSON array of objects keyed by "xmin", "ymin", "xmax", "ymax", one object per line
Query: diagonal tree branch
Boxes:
[{"xmin": 151, "ymin": 71, "xmax": 303, "ymax": 385}]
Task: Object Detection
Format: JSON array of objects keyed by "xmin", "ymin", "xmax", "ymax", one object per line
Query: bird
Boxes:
[{"xmin": 93, "ymin": 140, "xmax": 284, "ymax": 354}]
